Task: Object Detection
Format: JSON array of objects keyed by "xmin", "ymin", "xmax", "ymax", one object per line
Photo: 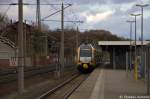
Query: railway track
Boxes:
[
  {"xmin": 37, "ymin": 73, "xmax": 88, "ymax": 99},
  {"xmin": 0, "ymin": 66, "xmax": 78, "ymax": 98},
  {"xmin": 0, "ymin": 64, "xmax": 75, "ymax": 84}
]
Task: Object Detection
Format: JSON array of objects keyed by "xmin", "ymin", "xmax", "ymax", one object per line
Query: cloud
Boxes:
[
  {"xmin": 7, "ymin": 6, "xmax": 18, "ymax": 19},
  {"xmin": 110, "ymin": 0, "xmax": 136, "ymax": 4},
  {"xmin": 144, "ymin": 10, "xmax": 150, "ymax": 19},
  {"xmin": 85, "ymin": 10, "xmax": 114, "ymax": 23},
  {"xmin": 0, "ymin": 0, "xmax": 12, "ymax": 3},
  {"xmin": 0, "ymin": 0, "xmax": 150, "ymax": 39},
  {"xmin": 119, "ymin": 2, "xmax": 136, "ymax": 12},
  {"xmin": 66, "ymin": 0, "xmax": 136, "ymax": 5}
]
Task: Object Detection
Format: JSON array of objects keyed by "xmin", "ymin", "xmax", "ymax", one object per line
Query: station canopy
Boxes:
[{"xmin": 98, "ymin": 41, "xmax": 150, "ymax": 46}]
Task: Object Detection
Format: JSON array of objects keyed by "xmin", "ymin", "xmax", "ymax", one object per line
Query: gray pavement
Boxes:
[
  {"xmin": 69, "ymin": 68, "xmax": 148, "ymax": 99},
  {"xmin": 104, "ymin": 69, "xmax": 147, "ymax": 99},
  {"xmin": 68, "ymin": 68, "xmax": 100, "ymax": 99}
]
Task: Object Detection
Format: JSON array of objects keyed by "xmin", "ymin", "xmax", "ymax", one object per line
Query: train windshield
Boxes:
[{"xmin": 80, "ymin": 49, "xmax": 92, "ymax": 57}]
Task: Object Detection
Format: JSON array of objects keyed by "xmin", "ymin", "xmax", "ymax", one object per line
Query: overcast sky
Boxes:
[{"xmin": 0, "ymin": 0, "xmax": 150, "ymax": 39}]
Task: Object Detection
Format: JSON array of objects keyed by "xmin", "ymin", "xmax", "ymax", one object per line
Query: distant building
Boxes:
[
  {"xmin": 0, "ymin": 39, "xmax": 17, "ymax": 68},
  {"xmin": 0, "ymin": 21, "xmax": 34, "ymax": 67},
  {"xmin": 0, "ymin": 21, "xmax": 56, "ymax": 67},
  {"xmin": 0, "ymin": 21, "xmax": 34, "ymax": 54}
]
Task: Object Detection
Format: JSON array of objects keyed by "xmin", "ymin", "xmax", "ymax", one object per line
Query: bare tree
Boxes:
[{"xmin": 0, "ymin": 13, "xmax": 9, "ymax": 33}]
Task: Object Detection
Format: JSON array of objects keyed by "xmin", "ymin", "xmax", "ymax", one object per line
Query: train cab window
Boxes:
[{"xmin": 80, "ymin": 49, "xmax": 92, "ymax": 57}]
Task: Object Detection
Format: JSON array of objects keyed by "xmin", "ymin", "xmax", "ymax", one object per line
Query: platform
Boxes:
[{"xmin": 68, "ymin": 68, "xmax": 147, "ymax": 99}]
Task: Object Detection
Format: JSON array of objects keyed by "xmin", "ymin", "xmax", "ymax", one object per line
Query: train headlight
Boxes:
[{"xmin": 83, "ymin": 63, "xmax": 88, "ymax": 69}]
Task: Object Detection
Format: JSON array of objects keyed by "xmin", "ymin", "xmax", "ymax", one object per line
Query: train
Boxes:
[{"xmin": 76, "ymin": 44, "xmax": 97, "ymax": 73}]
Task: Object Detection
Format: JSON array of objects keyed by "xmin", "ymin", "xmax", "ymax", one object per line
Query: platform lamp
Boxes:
[
  {"xmin": 136, "ymin": 4, "xmax": 149, "ymax": 48},
  {"xmin": 126, "ymin": 20, "xmax": 135, "ymax": 71},
  {"xmin": 130, "ymin": 13, "xmax": 141, "ymax": 80},
  {"xmin": 136, "ymin": 4, "xmax": 149, "ymax": 78}
]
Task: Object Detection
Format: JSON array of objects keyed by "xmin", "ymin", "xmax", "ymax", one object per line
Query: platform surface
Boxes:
[{"xmin": 69, "ymin": 68, "xmax": 147, "ymax": 99}]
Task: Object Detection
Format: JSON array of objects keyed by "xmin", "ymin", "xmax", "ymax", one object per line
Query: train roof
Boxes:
[{"xmin": 79, "ymin": 44, "xmax": 94, "ymax": 49}]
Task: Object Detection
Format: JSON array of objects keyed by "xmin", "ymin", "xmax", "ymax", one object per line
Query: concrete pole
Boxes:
[
  {"xmin": 45, "ymin": 34, "xmax": 48, "ymax": 56},
  {"xmin": 36, "ymin": 0, "xmax": 41, "ymax": 30},
  {"xmin": 134, "ymin": 15, "xmax": 138, "ymax": 80},
  {"xmin": 76, "ymin": 26, "xmax": 79, "ymax": 48},
  {"xmin": 75, "ymin": 26, "xmax": 79, "ymax": 63},
  {"xmin": 134, "ymin": 16, "xmax": 137, "ymax": 58},
  {"xmin": 140, "ymin": 7, "xmax": 144, "ymax": 78},
  {"xmin": 126, "ymin": 52, "xmax": 128, "ymax": 76},
  {"xmin": 147, "ymin": 48, "xmax": 150, "ymax": 95},
  {"xmin": 131, "ymin": 13, "xmax": 141, "ymax": 80},
  {"xmin": 44, "ymin": 34, "xmax": 48, "ymax": 66},
  {"xmin": 60, "ymin": 3, "xmax": 64, "ymax": 76},
  {"xmin": 141, "ymin": 7, "xmax": 143, "ymax": 47},
  {"xmin": 145, "ymin": 52, "xmax": 147, "ymax": 80},
  {"xmin": 130, "ymin": 22, "xmax": 133, "ymax": 70},
  {"xmin": 18, "ymin": 0, "xmax": 24, "ymax": 94},
  {"xmin": 113, "ymin": 48, "xmax": 116, "ymax": 69},
  {"xmin": 127, "ymin": 20, "xmax": 134, "ymax": 70},
  {"xmin": 24, "ymin": 20, "xmax": 26, "ymax": 66}
]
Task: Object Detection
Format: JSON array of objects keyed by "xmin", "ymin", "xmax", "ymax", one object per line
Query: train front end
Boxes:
[{"xmin": 77, "ymin": 44, "xmax": 95, "ymax": 73}]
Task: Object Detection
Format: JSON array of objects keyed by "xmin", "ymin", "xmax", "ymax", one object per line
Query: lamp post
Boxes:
[
  {"xmin": 136, "ymin": 4, "xmax": 149, "ymax": 77},
  {"xmin": 136, "ymin": 4, "xmax": 149, "ymax": 47},
  {"xmin": 130, "ymin": 13, "xmax": 141, "ymax": 57},
  {"xmin": 126, "ymin": 20, "xmax": 135, "ymax": 70},
  {"xmin": 130, "ymin": 13, "xmax": 141, "ymax": 80},
  {"xmin": 136, "ymin": 3, "xmax": 149, "ymax": 95}
]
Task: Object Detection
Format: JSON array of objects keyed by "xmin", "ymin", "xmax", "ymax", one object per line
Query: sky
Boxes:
[{"xmin": 0, "ymin": 0, "xmax": 150, "ymax": 39}]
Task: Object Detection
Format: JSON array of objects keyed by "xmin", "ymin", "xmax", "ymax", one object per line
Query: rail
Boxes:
[
  {"xmin": 37, "ymin": 73, "xmax": 80, "ymax": 99},
  {"xmin": 0, "ymin": 64, "xmax": 76, "ymax": 84}
]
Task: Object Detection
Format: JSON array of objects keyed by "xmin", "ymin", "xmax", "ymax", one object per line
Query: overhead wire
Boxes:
[
  {"xmin": 44, "ymin": 0, "xmax": 58, "ymax": 10},
  {"xmin": 0, "ymin": 0, "xmax": 13, "ymax": 36},
  {"xmin": 2, "ymin": 5, "xmax": 11, "ymax": 17},
  {"xmin": 0, "ymin": 0, "xmax": 13, "ymax": 18},
  {"xmin": 64, "ymin": 2, "xmax": 83, "ymax": 30},
  {"xmin": 44, "ymin": 0, "xmax": 59, "ymax": 11},
  {"xmin": 42, "ymin": 4, "xmax": 72, "ymax": 20}
]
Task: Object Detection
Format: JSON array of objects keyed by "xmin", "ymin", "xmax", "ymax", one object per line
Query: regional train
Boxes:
[{"xmin": 77, "ymin": 44, "xmax": 97, "ymax": 73}]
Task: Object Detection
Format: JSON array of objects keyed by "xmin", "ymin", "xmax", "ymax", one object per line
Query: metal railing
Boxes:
[{"xmin": 0, "ymin": 36, "xmax": 16, "ymax": 48}]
